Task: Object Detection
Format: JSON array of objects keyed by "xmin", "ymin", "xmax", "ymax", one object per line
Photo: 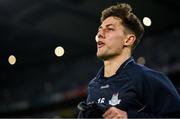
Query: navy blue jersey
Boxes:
[{"xmin": 79, "ymin": 57, "xmax": 180, "ymax": 118}]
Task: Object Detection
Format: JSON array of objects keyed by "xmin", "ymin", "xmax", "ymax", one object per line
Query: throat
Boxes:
[
  {"xmin": 104, "ymin": 69, "xmax": 116, "ymax": 77},
  {"xmin": 103, "ymin": 55, "xmax": 130, "ymax": 78},
  {"xmin": 104, "ymin": 61, "xmax": 120, "ymax": 78}
]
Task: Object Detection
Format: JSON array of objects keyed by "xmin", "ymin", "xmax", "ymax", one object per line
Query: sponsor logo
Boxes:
[{"xmin": 100, "ymin": 84, "xmax": 109, "ymax": 89}]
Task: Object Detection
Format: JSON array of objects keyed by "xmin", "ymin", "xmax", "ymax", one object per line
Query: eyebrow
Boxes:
[{"xmin": 98, "ymin": 24, "xmax": 115, "ymax": 29}]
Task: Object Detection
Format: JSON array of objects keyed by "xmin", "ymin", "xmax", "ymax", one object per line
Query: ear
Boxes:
[{"xmin": 124, "ymin": 34, "xmax": 136, "ymax": 47}]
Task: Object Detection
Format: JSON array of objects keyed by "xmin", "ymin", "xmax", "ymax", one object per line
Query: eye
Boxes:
[
  {"xmin": 107, "ymin": 27, "xmax": 114, "ymax": 31},
  {"xmin": 98, "ymin": 26, "xmax": 102, "ymax": 32}
]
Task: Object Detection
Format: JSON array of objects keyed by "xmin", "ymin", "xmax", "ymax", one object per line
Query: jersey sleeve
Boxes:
[{"xmin": 133, "ymin": 70, "xmax": 180, "ymax": 117}]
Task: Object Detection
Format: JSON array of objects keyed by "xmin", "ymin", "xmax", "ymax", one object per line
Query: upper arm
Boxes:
[{"xmin": 142, "ymin": 70, "xmax": 180, "ymax": 116}]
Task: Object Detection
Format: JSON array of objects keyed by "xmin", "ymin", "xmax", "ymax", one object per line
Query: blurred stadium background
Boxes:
[{"xmin": 0, "ymin": 0, "xmax": 180, "ymax": 118}]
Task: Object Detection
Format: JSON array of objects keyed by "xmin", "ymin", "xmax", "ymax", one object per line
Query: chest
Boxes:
[{"xmin": 87, "ymin": 77, "xmax": 144, "ymax": 111}]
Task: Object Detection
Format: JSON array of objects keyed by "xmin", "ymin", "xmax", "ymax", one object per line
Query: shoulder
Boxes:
[
  {"xmin": 88, "ymin": 66, "xmax": 103, "ymax": 86},
  {"xmin": 88, "ymin": 77, "xmax": 97, "ymax": 86},
  {"xmin": 131, "ymin": 62, "xmax": 178, "ymax": 91},
  {"xmin": 138, "ymin": 64, "xmax": 171, "ymax": 86},
  {"xmin": 125, "ymin": 61, "xmax": 171, "ymax": 85}
]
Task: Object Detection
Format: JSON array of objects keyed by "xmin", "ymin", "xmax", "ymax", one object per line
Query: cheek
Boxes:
[
  {"xmin": 110, "ymin": 37, "xmax": 124, "ymax": 48},
  {"xmin": 106, "ymin": 33, "xmax": 125, "ymax": 48},
  {"xmin": 114, "ymin": 42, "xmax": 123, "ymax": 51},
  {"xmin": 106, "ymin": 41, "xmax": 123, "ymax": 53},
  {"xmin": 108, "ymin": 33, "xmax": 124, "ymax": 42}
]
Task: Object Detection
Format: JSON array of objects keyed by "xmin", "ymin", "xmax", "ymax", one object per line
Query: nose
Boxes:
[
  {"xmin": 95, "ymin": 35, "xmax": 99, "ymax": 42},
  {"xmin": 95, "ymin": 29, "xmax": 105, "ymax": 42}
]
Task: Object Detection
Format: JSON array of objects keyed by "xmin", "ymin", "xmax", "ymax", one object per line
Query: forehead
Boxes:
[{"xmin": 101, "ymin": 16, "xmax": 123, "ymax": 27}]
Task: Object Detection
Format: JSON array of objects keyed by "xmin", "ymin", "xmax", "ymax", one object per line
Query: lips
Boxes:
[{"xmin": 97, "ymin": 41, "xmax": 105, "ymax": 48}]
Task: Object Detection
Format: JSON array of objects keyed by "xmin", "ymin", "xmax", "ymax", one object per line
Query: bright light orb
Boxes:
[
  {"xmin": 54, "ymin": 46, "xmax": 65, "ymax": 57},
  {"xmin": 143, "ymin": 17, "xmax": 152, "ymax": 26},
  {"xmin": 8, "ymin": 55, "xmax": 16, "ymax": 65}
]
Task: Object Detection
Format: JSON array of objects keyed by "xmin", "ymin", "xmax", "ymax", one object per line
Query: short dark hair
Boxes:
[{"xmin": 101, "ymin": 3, "xmax": 144, "ymax": 51}]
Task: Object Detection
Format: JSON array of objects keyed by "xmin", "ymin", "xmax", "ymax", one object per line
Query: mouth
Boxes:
[{"xmin": 97, "ymin": 41, "xmax": 105, "ymax": 48}]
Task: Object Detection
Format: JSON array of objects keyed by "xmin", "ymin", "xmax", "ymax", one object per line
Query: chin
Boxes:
[
  {"xmin": 97, "ymin": 54, "xmax": 109, "ymax": 60},
  {"xmin": 96, "ymin": 53, "xmax": 103, "ymax": 59},
  {"xmin": 96, "ymin": 54, "xmax": 101, "ymax": 59},
  {"xmin": 96, "ymin": 52, "xmax": 103, "ymax": 58}
]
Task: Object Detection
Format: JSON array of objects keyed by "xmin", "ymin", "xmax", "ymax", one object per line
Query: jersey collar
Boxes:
[{"xmin": 96, "ymin": 57, "xmax": 135, "ymax": 79}]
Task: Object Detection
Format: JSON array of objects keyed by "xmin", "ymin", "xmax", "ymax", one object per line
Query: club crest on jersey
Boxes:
[{"xmin": 109, "ymin": 93, "xmax": 121, "ymax": 106}]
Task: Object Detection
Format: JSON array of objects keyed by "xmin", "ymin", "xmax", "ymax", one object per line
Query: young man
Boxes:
[{"xmin": 78, "ymin": 3, "xmax": 180, "ymax": 118}]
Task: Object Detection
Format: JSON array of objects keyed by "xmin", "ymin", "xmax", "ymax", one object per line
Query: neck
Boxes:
[{"xmin": 103, "ymin": 49, "xmax": 131, "ymax": 77}]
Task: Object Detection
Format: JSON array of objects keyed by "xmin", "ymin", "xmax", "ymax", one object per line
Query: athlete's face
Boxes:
[{"xmin": 96, "ymin": 16, "xmax": 128, "ymax": 60}]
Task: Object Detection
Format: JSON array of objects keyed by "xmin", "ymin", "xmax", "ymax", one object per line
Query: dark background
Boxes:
[{"xmin": 0, "ymin": 0, "xmax": 180, "ymax": 118}]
